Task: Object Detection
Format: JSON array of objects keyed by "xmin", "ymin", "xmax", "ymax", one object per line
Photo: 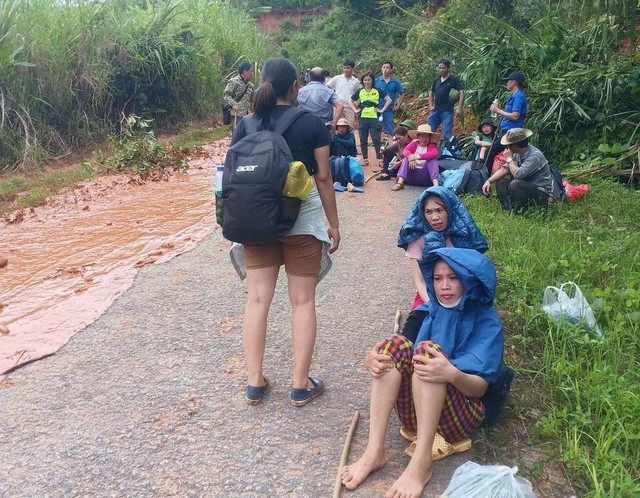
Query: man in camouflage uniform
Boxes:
[{"xmin": 223, "ymin": 62, "xmax": 255, "ymax": 130}]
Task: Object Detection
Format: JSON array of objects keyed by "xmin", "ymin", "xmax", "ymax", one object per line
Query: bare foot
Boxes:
[
  {"xmin": 384, "ymin": 463, "xmax": 432, "ymax": 498},
  {"xmin": 341, "ymin": 452, "xmax": 386, "ymax": 490}
]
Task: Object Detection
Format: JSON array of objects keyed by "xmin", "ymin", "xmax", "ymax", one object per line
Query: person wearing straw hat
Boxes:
[
  {"xmin": 482, "ymin": 128, "xmax": 552, "ymax": 212},
  {"xmin": 330, "ymin": 117, "xmax": 357, "ymax": 157},
  {"xmin": 391, "ymin": 124, "xmax": 440, "ymax": 191}
]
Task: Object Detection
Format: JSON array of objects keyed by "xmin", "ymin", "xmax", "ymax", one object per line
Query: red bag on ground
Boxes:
[{"xmin": 563, "ymin": 180, "xmax": 590, "ymax": 203}]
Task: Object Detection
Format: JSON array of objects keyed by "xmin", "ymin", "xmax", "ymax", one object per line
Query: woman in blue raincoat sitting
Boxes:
[
  {"xmin": 341, "ymin": 248, "xmax": 506, "ymax": 498},
  {"xmin": 397, "ymin": 186, "xmax": 488, "ymax": 343}
]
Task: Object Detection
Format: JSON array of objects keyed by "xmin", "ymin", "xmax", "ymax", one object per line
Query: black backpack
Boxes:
[
  {"xmin": 330, "ymin": 156, "xmax": 351, "ymax": 186},
  {"xmin": 549, "ymin": 165, "xmax": 566, "ymax": 201},
  {"xmin": 437, "ymin": 134, "xmax": 466, "ymax": 160},
  {"xmin": 460, "ymin": 160, "xmax": 489, "ymax": 196},
  {"xmin": 222, "ymin": 107, "xmax": 306, "ymax": 245},
  {"xmin": 481, "ymin": 365, "xmax": 515, "ymax": 427}
]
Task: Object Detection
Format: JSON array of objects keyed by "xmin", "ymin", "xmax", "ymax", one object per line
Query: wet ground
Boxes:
[
  {"xmin": 0, "ymin": 140, "xmax": 229, "ymax": 375},
  {"xmin": 0, "ymin": 138, "xmax": 575, "ymax": 497}
]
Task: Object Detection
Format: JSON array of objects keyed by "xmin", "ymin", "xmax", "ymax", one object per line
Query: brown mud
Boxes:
[{"xmin": 0, "ymin": 138, "xmax": 230, "ymax": 375}]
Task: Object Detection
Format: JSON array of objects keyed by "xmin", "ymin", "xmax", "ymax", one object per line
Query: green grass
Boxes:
[
  {"xmin": 0, "ymin": 0, "xmax": 270, "ymax": 171},
  {"xmin": 0, "ymin": 165, "xmax": 96, "ymax": 214},
  {"xmin": 171, "ymin": 125, "xmax": 231, "ymax": 149},
  {"xmin": 464, "ymin": 179, "xmax": 640, "ymax": 497}
]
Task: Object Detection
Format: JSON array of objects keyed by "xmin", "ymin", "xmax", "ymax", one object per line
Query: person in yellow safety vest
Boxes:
[{"xmin": 350, "ymin": 71, "xmax": 392, "ymax": 167}]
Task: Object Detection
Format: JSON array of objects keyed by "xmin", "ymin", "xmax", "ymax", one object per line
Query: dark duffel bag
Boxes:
[{"xmin": 222, "ymin": 104, "xmax": 232, "ymax": 125}]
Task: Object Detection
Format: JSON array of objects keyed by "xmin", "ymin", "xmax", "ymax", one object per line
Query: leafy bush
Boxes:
[
  {"xmin": 402, "ymin": 0, "xmax": 640, "ymax": 171},
  {"xmin": 276, "ymin": 7, "xmax": 411, "ymax": 76},
  {"xmin": 96, "ymin": 115, "xmax": 186, "ymax": 179},
  {"xmin": 0, "ymin": 0, "xmax": 271, "ymax": 171}
]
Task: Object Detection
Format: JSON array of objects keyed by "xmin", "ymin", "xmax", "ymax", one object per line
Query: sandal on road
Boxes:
[
  {"xmin": 400, "ymin": 426, "xmax": 417, "ymax": 442},
  {"xmin": 245, "ymin": 377, "xmax": 269, "ymax": 405},
  {"xmin": 361, "ymin": 159, "xmax": 369, "ymax": 167},
  {"xmin": 290, "ymin": 377, "xmax": 325, "ymax": 407},
  {"xmin": 376, "ymin": 173, "xmax": 392, "ymax": 181},
  {"xmin": 391, "ymin": 182, "xmax": 405, "ymax": 191},
  {"xmin": 404, "ymin": 433, "xmax": 472, "ymax": 461}
]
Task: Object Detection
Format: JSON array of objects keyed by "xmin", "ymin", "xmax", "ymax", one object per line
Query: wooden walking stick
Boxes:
[
  {"xmin": 393, "ymin": 309, "xmax": 402, "ymax": 334},
  {"xmin": 365, "ymin": 170, "xmax": 383, "ymax": 183},
  {"xmin": 332, "ymin": 410, "xmax": 360, "ymax": 498}
]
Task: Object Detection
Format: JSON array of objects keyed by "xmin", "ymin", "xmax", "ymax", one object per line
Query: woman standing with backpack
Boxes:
[{"xmin": 230, "ymin": 58, "xmax": 340, "ymax": 407}]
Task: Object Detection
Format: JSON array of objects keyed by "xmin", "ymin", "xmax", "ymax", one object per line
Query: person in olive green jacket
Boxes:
[{"xmin": 223, "ymin": 62, "xmax": 255, "ymax": 130}]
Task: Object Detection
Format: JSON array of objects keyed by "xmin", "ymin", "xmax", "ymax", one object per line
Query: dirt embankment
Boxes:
[{"xmin": 256, "ymin": 7, "xmax": 327, "ymax": 33}]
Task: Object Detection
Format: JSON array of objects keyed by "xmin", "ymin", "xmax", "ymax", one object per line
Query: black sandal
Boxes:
[{"xmin": 376, "ymin": 173, "xmax": 392, "ymax": 181}]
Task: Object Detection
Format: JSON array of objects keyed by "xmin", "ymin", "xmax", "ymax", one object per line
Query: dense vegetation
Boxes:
[
  {"xmin": 0, "ymin": 0, "xmax": 270, "ymax": 171},
  {"xmin": 234, "ymin": 0, "xmax": 328, "ymax": 13},
  {"xmin": 278, "ymin": 0, "xmax": 639, "ymax": 174}
]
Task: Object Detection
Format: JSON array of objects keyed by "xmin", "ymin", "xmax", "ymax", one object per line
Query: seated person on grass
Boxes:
[
  {"xmin": 341, "ymin": 248, "xmax": 505, "ymax": 498},
  {"xmin": 391, "ymin": 124, "xmax": 440, "ymax": 191},
  {"xmin": 482, "ymin": 128, "xmax": 552, "ymax": 213},
  {"xmin": 330, "ymin": 117, "xmax": 358, "ymax": 157},
  {"xmin": 472, "ymin": 118, "xmax": 497, "ymax": 161},
  {"xmin": 377, "ymin": 120, "xmax": 416, "ymax": 181}
]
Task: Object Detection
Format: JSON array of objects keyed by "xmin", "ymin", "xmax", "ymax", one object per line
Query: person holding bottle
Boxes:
[{"xmin": 483, "ymin": 70, "xmax": 529, "ymax": 172}]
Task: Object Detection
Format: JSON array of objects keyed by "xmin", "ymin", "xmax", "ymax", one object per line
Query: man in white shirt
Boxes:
[{"xmin": 326, "ymin": 59, "xmax": 361, "ymax": 129}]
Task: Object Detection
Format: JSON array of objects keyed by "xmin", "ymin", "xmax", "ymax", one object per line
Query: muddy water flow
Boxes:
[{"xmin": 0, "ymin": 139, "xmax": 230, "ymax": 375}]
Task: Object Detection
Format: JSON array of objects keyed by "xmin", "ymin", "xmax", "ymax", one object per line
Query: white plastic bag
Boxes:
[
  {"xmin": 542, "ymin": 281, "xmax": 602, "ymax": 338},
  {"xmin": 441, "ymin": 461, "xmax": 537, "ymax": 498}
]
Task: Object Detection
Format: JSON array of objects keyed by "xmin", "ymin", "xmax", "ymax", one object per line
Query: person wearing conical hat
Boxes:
[
  {"xmin": 391, "ymin": 124, "xmax": 440, "ymax": 191},
  {"xmin": 482, "ymin": 128, "xmax": 552, "ymax": 212},
  {"xmin": 330, "ymin": 117, "xmax": 357, "ymax": 157}
]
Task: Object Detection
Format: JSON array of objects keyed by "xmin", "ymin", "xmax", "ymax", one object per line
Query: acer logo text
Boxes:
[{"xmin": 237, "ymin": 165, "xmax": 259, "ymax": 172}]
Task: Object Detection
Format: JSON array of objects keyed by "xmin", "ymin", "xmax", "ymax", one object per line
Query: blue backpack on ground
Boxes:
[
  {"xmin": 222, "ymin": 107, "xmax": 306, "ymax": 245},
  {"xmin": 330, "ymin": 156, "xmax": 364, "ymax": 186}
]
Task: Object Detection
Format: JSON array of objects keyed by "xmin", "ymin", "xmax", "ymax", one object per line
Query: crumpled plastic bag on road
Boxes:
[{"xmin": 441, "ymin": 461, "xmax": 537, "ymax": 498}]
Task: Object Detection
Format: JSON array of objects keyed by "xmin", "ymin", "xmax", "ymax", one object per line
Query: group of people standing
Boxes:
[{"xmin": 222, "ymin": 57, "xmax": 530, "ymax": 498}]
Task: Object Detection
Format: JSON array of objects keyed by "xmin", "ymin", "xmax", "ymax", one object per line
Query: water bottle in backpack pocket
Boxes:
[{"xmin": 215, "ymin": 165, "xmax": 225, "ymax": 226}]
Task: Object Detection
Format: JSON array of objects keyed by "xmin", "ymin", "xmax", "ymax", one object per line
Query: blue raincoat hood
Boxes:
[
  {"xmin": 415, "ymin": 248, "xmax": 504, "ymax": 383},
  {"xmin": 397, "ymin": 186, "xmax": 488, "ymax": 259}
]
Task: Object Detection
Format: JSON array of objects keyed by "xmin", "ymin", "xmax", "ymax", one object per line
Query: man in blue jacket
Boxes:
[{"xmin": 376, "ymin": 61, "xmax": 404, "ymax": 142}]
